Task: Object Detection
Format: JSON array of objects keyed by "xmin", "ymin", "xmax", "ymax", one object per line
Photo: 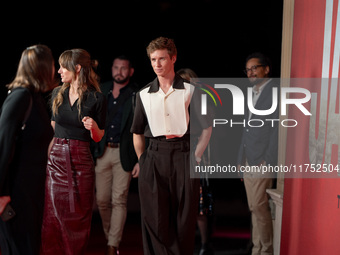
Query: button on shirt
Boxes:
[
  {"xmin": 106, "ymin": 87, "xmax": 127, "ymax": 143},
  {"xmin": 131, "ymin": 75, "xmax": 212, "ymax": 139},
  {"xmin": 141, "ymin": 80, "xmax": 193, "ymax": 139}
]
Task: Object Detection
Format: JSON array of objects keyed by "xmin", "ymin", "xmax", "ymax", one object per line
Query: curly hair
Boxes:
[{"xmin": 146, "ymin": 37, "xmax": 177, "ymax": 59}]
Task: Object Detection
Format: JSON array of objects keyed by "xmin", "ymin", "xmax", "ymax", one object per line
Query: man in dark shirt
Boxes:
[
  {"xmin": 131, "ymin": 37, "xmax": 212, "ymax": 255},
  {"xmin": 92, "ymin": 55, "xmax": 139, "ymax": 255}
]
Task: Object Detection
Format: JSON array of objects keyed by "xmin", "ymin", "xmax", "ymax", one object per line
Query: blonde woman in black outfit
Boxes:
[
  {"xmin": 41, "ymin": 49, "xmax": 106, "ymax": 255},
  {"xmin": 0, "ymin": 45, "xmax": 56, "ymax": 255}
]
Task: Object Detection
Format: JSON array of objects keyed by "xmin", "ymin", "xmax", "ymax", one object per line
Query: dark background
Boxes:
[
  {"xmin": 0, "ymin": 1, "xmax": 284, "ymax": 244},
  {"xmin": 0, "ymin": 0, "xmax": 284, "ymax": 205},
  {"xmin": 0, "ymin": 0, "xmax": 283, "ymax": 104},
  {"xmin": 0, "ymin": 1, "xmax": 284, "ymax": 251}
]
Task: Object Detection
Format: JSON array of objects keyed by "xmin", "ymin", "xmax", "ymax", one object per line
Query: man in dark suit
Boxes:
[
  {"xmin": 92, "ymin": 55, "xmax": 139, "ymax": 255},
  {"xmin": 237, "ymin": 52, "xmax": 278, "ymax": 255}
]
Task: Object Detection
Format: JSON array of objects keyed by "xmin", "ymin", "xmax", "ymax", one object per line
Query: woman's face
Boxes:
[{"xmin": 58, "ymin": 65, "xmax": 73, "ymax": 83}]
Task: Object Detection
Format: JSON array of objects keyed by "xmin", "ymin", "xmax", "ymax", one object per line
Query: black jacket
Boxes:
[
  {"xmin": 237, "ymin": 79, "xmax": 279, "ymax": 166},
  {"xmin": 92, "ymin": 81, "xmax": 138, "ymax": 172},
  {"xmin": 0, "ymin": 87, "xmax": 54, "ymax": 254}
]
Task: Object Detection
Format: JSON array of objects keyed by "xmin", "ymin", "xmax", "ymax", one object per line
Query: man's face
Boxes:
[
  {"xmin": 245, "ymin": 58, "xmax": 269, "ymax": 85},
  {"xmin": 112, "ymin": 59, "xmax": 134, "ymax": 85},
  {"xmin": 149, "ymin": 49, "xmax": 176, "ymax": 77}
]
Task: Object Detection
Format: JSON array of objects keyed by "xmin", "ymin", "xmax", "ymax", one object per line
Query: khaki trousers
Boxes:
[
  {"xmin": 95, "ymin": 147, "xmax": 132, "ymax": 247},
  {"xmin": 244, "ymin": 169, "xmax": 273, "ymax": 255}
]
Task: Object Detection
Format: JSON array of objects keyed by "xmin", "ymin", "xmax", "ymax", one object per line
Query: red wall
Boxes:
[{"xmin": 281, "ymin": 0, "xmax": 340, "ymax": 254}]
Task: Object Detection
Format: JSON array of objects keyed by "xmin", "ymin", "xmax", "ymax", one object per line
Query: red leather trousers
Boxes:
[{"xmin": 41, "ymin": 138, "xmax": 95, "ymax": 255}]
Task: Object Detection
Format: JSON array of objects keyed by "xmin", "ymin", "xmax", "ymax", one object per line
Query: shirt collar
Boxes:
[
  {"xmin": 252, "ymin": 78, "xmax": 272, "ymax": 95},
  {"xmin": 148, "ymin": 74, "xmax": 185, "ymax": 93},
  {"xmin": 108, "ymin": 82, "xmax": 130, "ymax": 95}
]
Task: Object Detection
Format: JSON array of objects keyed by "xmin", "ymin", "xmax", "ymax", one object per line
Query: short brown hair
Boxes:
[{"xmin": 146, "ymin": 37, "xmax": 177, "ymax": 59}]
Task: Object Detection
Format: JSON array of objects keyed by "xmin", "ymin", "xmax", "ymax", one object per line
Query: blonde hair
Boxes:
[
  {"xmin": 7, "ymin": 44, "xmax": 56, "ymax": 92},
  {"xmin": 52, "ymin": 49, "xmax": 100, "ymax": 117}
]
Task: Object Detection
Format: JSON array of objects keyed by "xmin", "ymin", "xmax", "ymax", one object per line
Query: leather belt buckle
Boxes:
[{"xmin": 107, "ymin": 142, "xmax": 119, "ymax": 148}]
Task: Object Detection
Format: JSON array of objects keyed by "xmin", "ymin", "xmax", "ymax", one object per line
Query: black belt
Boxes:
[
  {"xmin": 106, "ymin": 142, "xmax": 119, "ymax": 148},
  {"xmin": 149, "ymin": 139, "xmax": 190, "ymax": 152},
  {"xmin": 151, "ymin": 134, "xmax": 190, "ymax": 142}
]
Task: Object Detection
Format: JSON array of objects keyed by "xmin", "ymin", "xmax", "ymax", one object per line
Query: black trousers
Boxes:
[{"xmin": 138, "ymin": 138, "xmax": 200, "ymax": 255}]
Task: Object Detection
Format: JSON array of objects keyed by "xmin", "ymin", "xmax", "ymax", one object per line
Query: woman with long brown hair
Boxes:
[
  {"xmin": 0, "ymin": 44, "xmax": 56, "ymax": 255},
  {"xmin": 41, "ymin": 49, "xmax": 106, "ymax": 255}
]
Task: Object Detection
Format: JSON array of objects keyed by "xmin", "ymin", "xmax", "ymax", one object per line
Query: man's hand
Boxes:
[{"xmin": 132, "ymin": 163, "xmax": 140, "ymax": 178}]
